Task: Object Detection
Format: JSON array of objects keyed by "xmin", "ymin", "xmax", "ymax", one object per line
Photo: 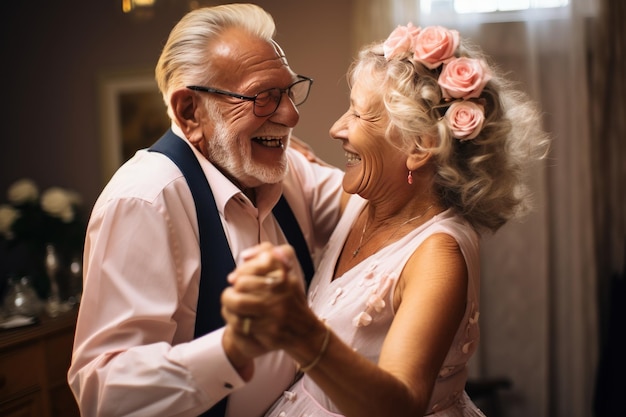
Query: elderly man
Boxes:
[{"xmin": 68, "ymin": 4, "xmax": 343, "ymax": 416}]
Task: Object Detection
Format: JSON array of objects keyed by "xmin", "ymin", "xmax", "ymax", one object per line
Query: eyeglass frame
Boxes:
[{"xmin": 186, "ymin": 75, "xmax": 313, "ymax": 117}]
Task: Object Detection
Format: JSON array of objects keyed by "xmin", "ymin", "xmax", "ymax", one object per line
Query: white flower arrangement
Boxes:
[
  {"xmin": 0, "ymin": 178, "xmax": 85, "ymax": 248},
  {"xmin": 1, "ymin": 179, "xmax": 86, "ymax": 305}
]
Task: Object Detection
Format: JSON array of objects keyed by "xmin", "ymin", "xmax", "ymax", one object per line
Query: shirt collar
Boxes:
[{"xmin": 170, "ymin": 124, "xmax": 283, "ymax": 218}]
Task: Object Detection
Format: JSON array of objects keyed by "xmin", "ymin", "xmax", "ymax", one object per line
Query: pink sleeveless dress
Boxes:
[{"xmin": 265, "ymin": 195, "xmax": 486, "ymax": 416}]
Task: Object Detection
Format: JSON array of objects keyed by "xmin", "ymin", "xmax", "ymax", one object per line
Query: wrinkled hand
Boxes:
[{"xmin": 221, "ymin": 243, "xmax": 318, "ymax": 360}]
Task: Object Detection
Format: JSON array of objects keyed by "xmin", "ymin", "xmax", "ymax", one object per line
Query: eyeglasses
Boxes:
[{"xmin": 186, "ymin": 75, "xmax": 313, "ymax": 117}]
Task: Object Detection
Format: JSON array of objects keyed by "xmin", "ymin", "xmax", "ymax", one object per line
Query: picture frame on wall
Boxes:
[{"xmin": 98, "ymin": 69, "xmax": 170, "ymax": 184}]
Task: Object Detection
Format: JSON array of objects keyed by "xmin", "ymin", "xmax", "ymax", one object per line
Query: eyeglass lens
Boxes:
[{"xmin": 253, "ymin": 78, "xmax": 311, "ymax": 116}]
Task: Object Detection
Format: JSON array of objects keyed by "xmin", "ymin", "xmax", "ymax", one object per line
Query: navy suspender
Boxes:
[
  {"xmin": 272, "ymin": 194, "xmax": 314, "ymax": 285},
  {"xmin": 149, "ymin": 130, "xmax": 314, "ymax": 416},
  {"xmin": 150, "ymin": 130, "xmax": 235, "ymax": 338}
]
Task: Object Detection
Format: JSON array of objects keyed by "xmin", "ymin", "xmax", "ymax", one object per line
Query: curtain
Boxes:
[
  {"xmin": 350, "ymin": 1, "xmax": 613, "ymax": 416},
  {"xmin": 589, "ymin": 0, "xmax": 626, "ymax": 415},
  {"xmin": 350, "ymin": 0, "xmax": 396, "ymax": 52}
]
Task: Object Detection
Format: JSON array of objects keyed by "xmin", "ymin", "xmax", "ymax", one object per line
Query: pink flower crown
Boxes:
[{"xmin": 383, "ymin": 23, "xmax": 492, "ymax": 141}]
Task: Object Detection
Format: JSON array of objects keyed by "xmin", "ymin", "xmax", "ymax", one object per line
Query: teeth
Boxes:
[
  {"xmin": 254, "ymin": 136, "xmax": 283, "ymax": 148},
  {"xmin": 345, "ymin": 151, "xmax": 361, "ymax": 163}
]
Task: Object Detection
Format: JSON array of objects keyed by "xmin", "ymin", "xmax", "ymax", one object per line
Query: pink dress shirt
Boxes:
[{"xmin": 68, "ymin": 127, "xmax": 343, "ymax": 417}]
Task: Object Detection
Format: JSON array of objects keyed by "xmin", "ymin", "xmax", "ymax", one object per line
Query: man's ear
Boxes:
[{"xmin": 170, "ymin": 89, "xmax": 203, "ymax": 144}]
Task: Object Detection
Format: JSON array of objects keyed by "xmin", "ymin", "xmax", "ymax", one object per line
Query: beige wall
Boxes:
[
  {"xmin": 262, "ymin": 0, "xmax": 354, "ymax": 168},
  {"xmin": 1, "ymin": 0, "xmax": 354, "ymax": 206}
]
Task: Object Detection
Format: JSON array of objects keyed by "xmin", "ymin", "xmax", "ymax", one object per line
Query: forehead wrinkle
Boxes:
[
  {"xmin": 209, "ymin": 31, "xmax": 292, "ymax": 91},
  {"xmin": 270, "ymin": 39, "xmax": 289, "ymax": 66},
  {"xmin": 238, "ymin": 47, "xmax": 293, "ymax": 91},
  {"xmin": 236, "ymin": 49, "xmax": 289, "ymax": 79}
]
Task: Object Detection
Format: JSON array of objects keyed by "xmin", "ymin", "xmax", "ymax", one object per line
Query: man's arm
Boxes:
[{"xmin": 69, "ymin": 194, "xmax": 243, "ymax": 416}]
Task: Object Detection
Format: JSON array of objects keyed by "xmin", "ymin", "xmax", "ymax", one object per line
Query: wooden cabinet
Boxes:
[{"xmin": 0, "ymin": 309, "xmax": 80, "ymax": 417}]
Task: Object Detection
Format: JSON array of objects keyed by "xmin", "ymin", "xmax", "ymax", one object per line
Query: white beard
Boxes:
[{"xmin": 205, "ymin": 104, "xmax": 288, "ymax": 187}]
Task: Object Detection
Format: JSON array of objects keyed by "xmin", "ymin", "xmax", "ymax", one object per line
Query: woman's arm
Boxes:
[{"xmin": 222, "ymin": 234, "xmax": 468, "ymax": 417}]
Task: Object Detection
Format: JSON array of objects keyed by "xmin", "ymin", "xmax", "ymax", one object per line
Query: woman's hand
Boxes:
[{"xmin": 222, "ymin": 243, "xmax": 317, "ymax": 356}]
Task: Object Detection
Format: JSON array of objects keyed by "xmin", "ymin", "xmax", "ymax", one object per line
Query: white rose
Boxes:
[
  {"xmin": 0, "ymin": 204, "xmax": 20, "ymax": 239},
  {"xmin": 8, "ymin": 178, "xmax": 39, "ymax": 205},
  {"xmin": 41, "ymin": 187, "xmax": 75, "ymax": 222}
]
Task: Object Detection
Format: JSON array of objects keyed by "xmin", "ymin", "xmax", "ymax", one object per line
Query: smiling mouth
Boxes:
[
  {"xmin": 345, "ymin": 150, "xmax": 361, "ymax": 164},
  {"xmin": 253, "ymin": 136, "xmax": 284, "ymax": 148}
]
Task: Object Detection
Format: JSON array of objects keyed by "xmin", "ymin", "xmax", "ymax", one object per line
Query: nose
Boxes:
[
  {"xmin": 329, "ymin": 111, "xmax": 349, "ymax": 140},
  {"xmin": 270, "ymin": 92, "xmax": 299, "ymax": 127}
]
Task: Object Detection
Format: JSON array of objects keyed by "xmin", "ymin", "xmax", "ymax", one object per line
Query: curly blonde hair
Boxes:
[{"xmin": 349, "ymin": 39, "xmax": 550, "ymax": 233}]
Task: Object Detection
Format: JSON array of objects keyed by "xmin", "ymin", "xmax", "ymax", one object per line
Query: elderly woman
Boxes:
[{"xmin": 221, "ymin": 24, "xmax": 549, "ymax": 417}]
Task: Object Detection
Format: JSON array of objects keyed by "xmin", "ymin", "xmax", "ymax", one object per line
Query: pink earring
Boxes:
[{"xmin": 407, "ymin": 170, "xmax": 413, "ymax": 185}]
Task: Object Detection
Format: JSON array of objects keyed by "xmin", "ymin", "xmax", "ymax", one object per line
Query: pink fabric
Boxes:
[
  {"xmin": 68, "ymin": 127, "xmax": 343, "ymax": 417},
  {"xmin": 265, "ymin": 196, "xmax": 485, "ymax": 417}
]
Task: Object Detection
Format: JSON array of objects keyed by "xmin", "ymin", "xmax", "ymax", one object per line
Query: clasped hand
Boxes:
[{"xmin": 221, "ymin": 243, "xmax": 318, "ymax": 365}]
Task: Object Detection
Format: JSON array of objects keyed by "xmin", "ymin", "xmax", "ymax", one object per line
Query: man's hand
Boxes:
[{"xmin": 221, "ymin": 244, "xmax": 300, "ymax": 379}]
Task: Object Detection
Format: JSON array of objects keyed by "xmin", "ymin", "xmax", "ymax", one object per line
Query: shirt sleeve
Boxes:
[{"xmin": 68, "ymin": 190, "xmax": 244, "ymax": 417}]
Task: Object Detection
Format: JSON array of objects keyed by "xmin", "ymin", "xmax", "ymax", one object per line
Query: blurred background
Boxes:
[{"xmin": 0, "ymin": 1, "xmax": 623, "ymax": 416}]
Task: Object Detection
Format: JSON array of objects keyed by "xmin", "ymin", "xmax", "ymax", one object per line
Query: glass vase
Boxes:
[
  {"xmin": 3, "ymin": 276, "xmax": 43, "ymax": 317},
  {"xmin": 44, "ymin": 243, "xmax": 72, "ymax": 317}
]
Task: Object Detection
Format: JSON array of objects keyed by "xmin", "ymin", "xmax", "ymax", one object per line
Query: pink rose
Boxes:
[
  {"xmin": 413, "ymin": 26, "xmax": 459, "ymax": 69},
  {"xmin": 445, "ymin": 101, "xmax": 485, "ymax": 140},
  {"xmin": 438, "ymin": 57, "xmax": 492, "ymax": 100},
  {"xmin": 383, "ymin": 23, "xmax": 421, "ymax": 59}
]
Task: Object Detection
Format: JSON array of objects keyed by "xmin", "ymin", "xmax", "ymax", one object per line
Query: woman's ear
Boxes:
[
  {"xmin": 170, "ymin": 89, "xmax": 203, "ymax": 144},
  {"xmin": 406, "ymin": 136, "xmax": 435, "ymax": 171}
]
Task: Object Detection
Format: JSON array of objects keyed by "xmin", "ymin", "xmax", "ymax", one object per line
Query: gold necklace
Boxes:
[{"xmin": 351, "ymin": 204, "xmax": 434, "ymax": 258}]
